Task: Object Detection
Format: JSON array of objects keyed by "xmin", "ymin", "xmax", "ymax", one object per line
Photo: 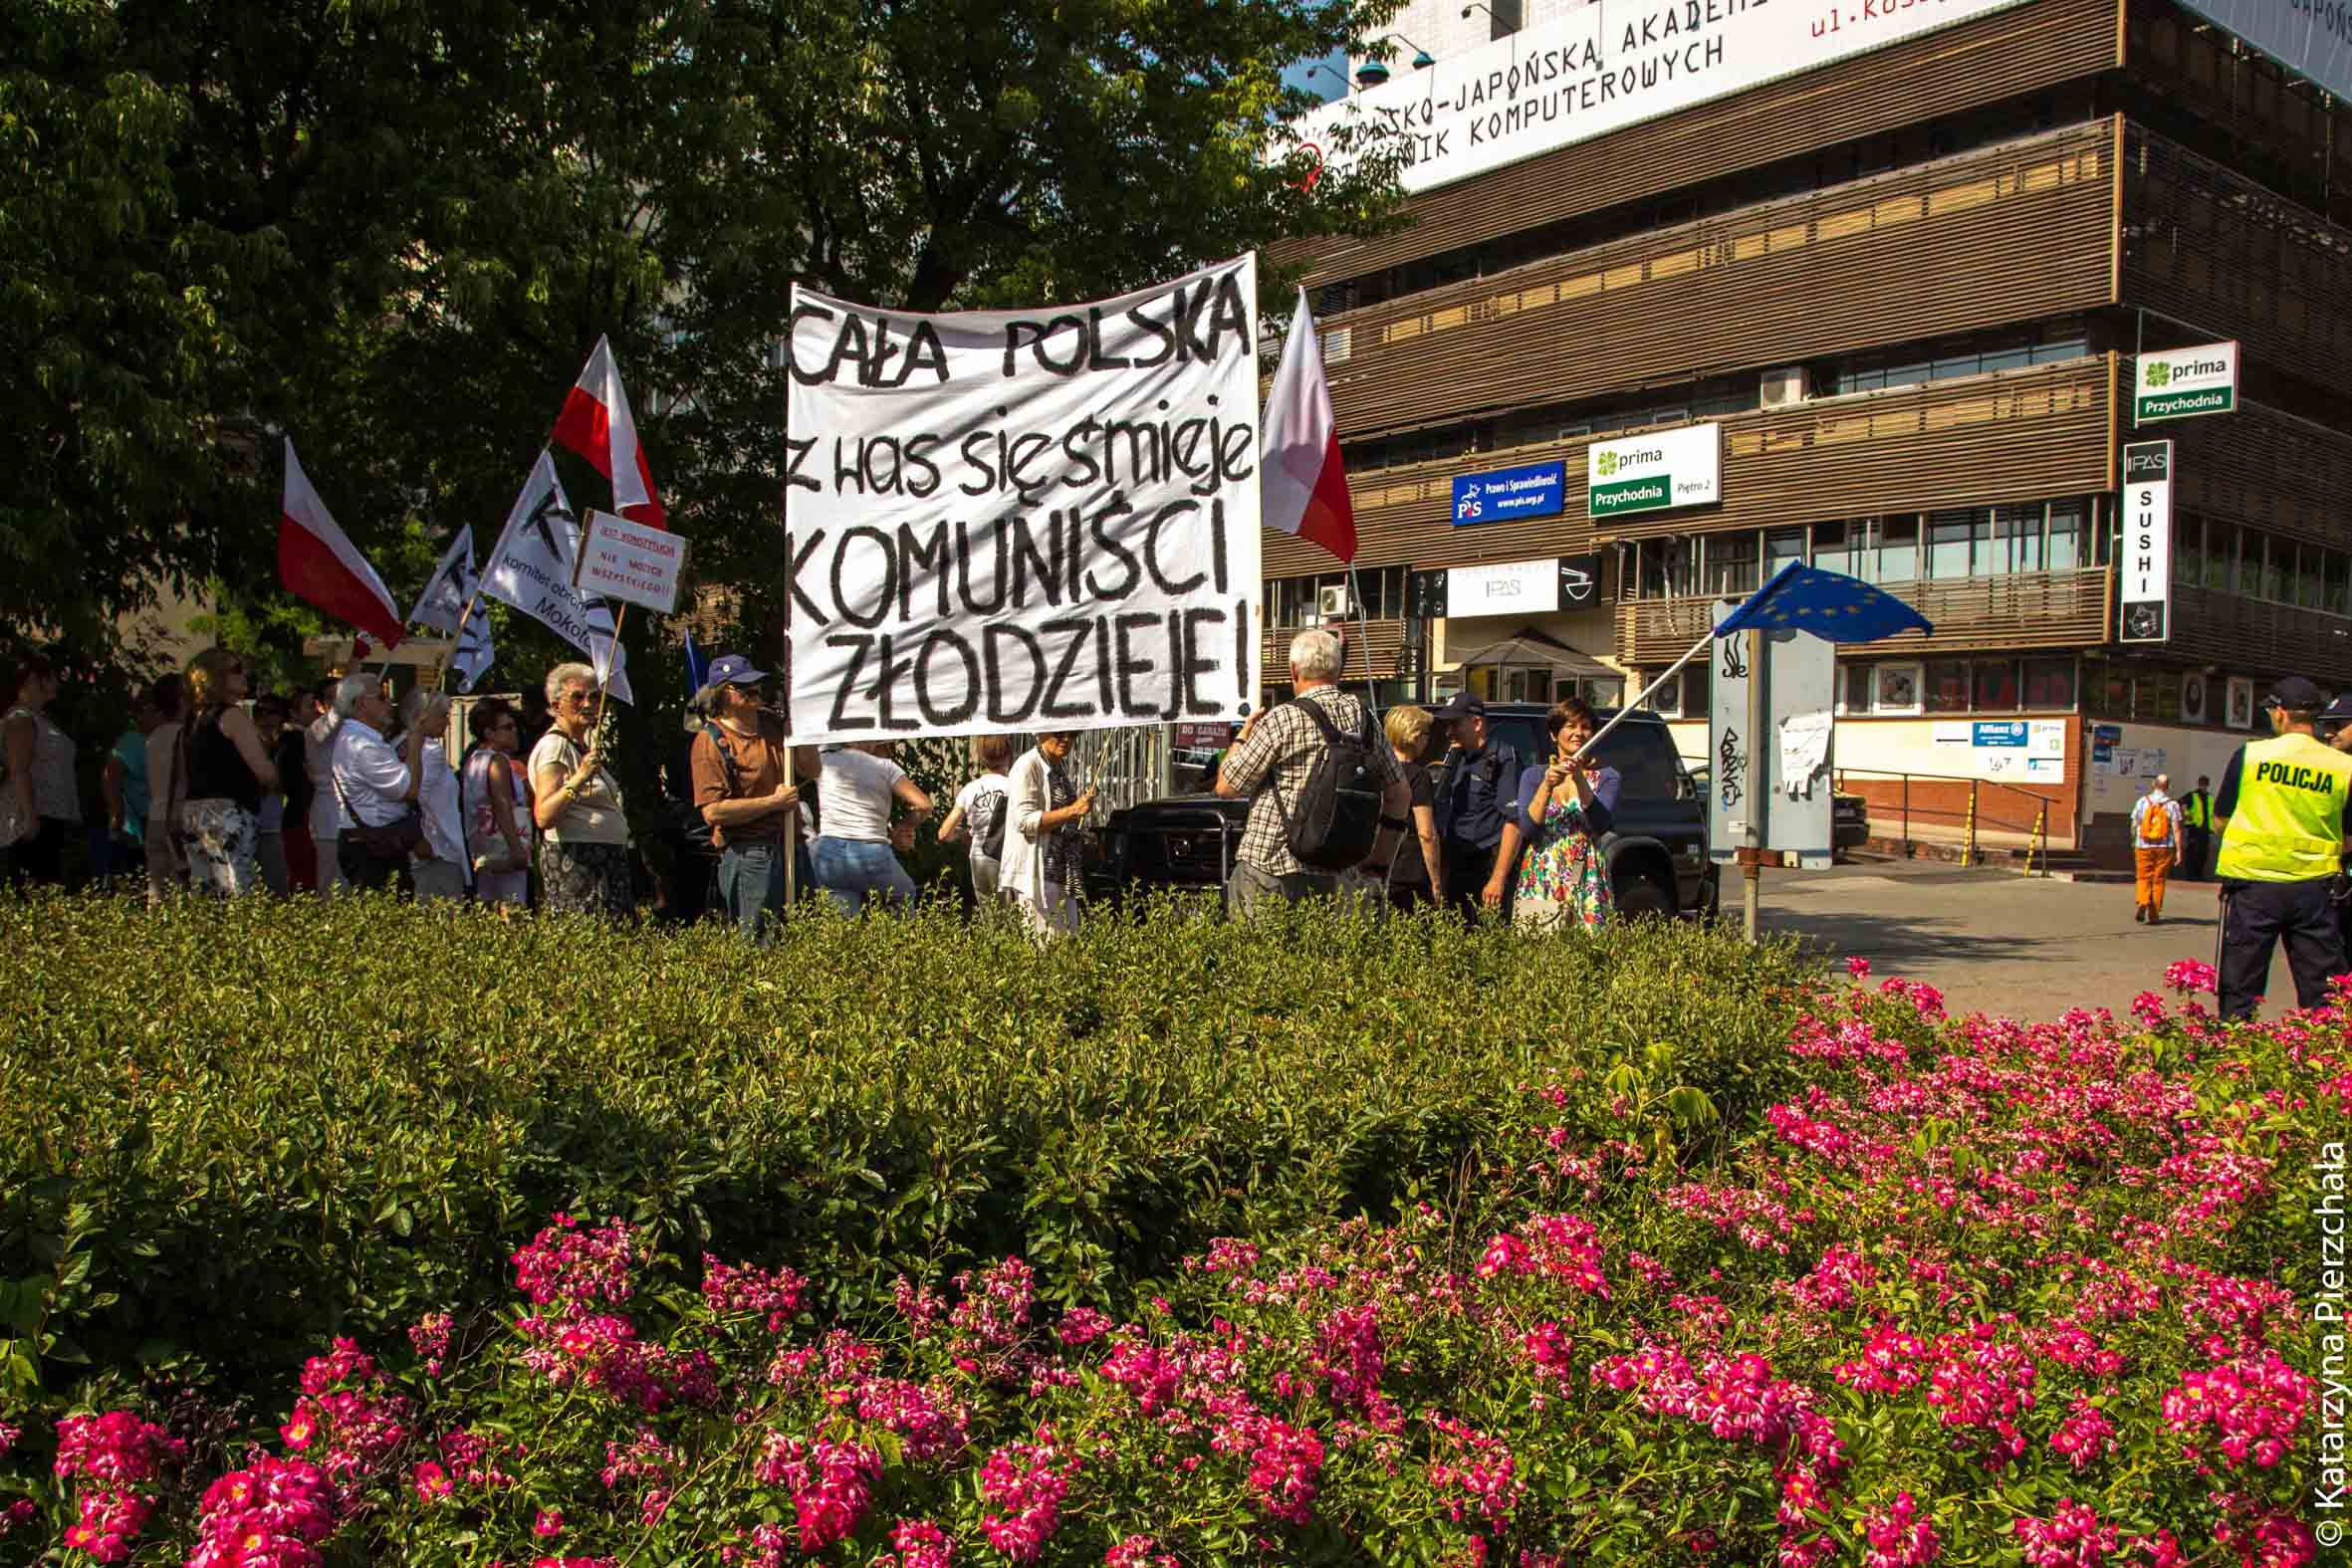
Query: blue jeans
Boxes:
[
  {"xmin": 719, "ymin": 840, "xmax": 788, "ymax": 941},
  {"xmin": 812, "ymin": 835, "xmax": 915, "ymax": 915}
]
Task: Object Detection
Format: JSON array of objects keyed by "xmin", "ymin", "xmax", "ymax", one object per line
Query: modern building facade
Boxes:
[{"xmin": 1265, "ymin": 0, "xmax": 2352, "ymax": 848}]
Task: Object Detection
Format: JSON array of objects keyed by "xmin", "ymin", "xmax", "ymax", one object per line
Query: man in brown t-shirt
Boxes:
[{"xmin": 690, "ymin": 655, "xmax": 805, "ymax": 941}]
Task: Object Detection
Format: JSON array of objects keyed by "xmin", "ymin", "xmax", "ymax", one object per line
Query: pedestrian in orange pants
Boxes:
[{"xmin": 2130, "ymin": 773, "xmax": 2183, "ymax": 925}]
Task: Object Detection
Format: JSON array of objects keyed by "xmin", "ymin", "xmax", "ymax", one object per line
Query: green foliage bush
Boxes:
[{"xmin": 0, "ymin": 894, "xmax": 1817, "ymax": 1399}]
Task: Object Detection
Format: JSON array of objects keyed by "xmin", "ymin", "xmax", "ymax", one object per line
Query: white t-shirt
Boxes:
[
  {"xmin": 819, "ymin": 748, "xmax": 903, "ymax": 843},
  {"xmin": 955, "ymin": 772, "xmax": 1011, "ymax": 860}
]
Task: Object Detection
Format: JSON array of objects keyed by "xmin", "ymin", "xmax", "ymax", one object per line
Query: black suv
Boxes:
[{"xmin": 1087, "ymin": 703, "xmax": 1719, "ymax": 919}]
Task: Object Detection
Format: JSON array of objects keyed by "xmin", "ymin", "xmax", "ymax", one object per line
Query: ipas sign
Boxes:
[
  {"xmin": 781, "ymin": 256, "xmax": 1262, "ymax": 743},
  {"xmin": 1586, "ymin": 423, "xmax": 1722, "ymax": 518},
  {"xmin": 573, "ymin": 510, "xmax": 688, "ymax": 615},
  {"xmin": 2135, "ymin": 341, "xmax": 2237, "ymax": 424},
  {"xmin": 2120, "ymin": 440, "xmax": 2174, "ymax": 644}
]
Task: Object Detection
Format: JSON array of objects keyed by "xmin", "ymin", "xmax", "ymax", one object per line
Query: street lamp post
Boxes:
[{"xmin": 1356, "ymin": 33, "xmax": 1438, "ymax": 89}]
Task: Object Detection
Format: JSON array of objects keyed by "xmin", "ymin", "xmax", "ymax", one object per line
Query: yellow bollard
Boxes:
[
  {"xmin": 2029, "ymin": 803, "xmax": 2048, "ymax": 877},
  {"xmin": 1963, "ymin": 780, "xmax": 1978, "ymax": 867}
]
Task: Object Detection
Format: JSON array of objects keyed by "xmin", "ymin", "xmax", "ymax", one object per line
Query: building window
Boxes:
[
  {"xmin": 1925, "ymin": 511, "xmax": 1976, "ymax": 580},
  {"xmin": 1925, "ymin": 660, "xmax": 1972, "ymax": 713},
  {"xmin": 1704, "ymin": 533, "xmax": 1760, "ymax": 596},
  {"xmin": 1973, "ymin": 658, "xmax": 2020, "ymax": 710},
  {"xmin": 2047, "ymin": 500, "xmax": 2087, "ymax": 571},
  {"xmin": 1842, "ymin": 663, "xmax": 1876, "ymax": 714},
  {"xmin": 2022, "ymin": 657, "xmax": 2077, "ymax": 709},
  {"xmin": 1880, "ymin": 520, "xmax": 1919, "ymax": 582}
]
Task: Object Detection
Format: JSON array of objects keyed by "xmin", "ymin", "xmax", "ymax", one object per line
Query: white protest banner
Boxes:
[
  {"xmin": 481, "ymin": 452, "xmax": 634, "ymax": 704},
  {"xmin": 783, "ymin": 254, "xmax": 1262, "ymax": 743},
  {"xmin": 574, "ymin": 509, "xmax": 688, "ymax": 615}
]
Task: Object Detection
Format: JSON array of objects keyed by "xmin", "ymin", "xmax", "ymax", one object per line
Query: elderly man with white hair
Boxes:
[
  {"xmin": 328, "ymin": 671, "xmax": 431, "ymax": 894},
  {"xmin": 1214, "ymin": 627, "xmax": 1411, "ymax": 916}
]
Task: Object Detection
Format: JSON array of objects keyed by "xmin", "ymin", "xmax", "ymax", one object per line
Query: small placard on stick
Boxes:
[{"xmin": 572, "ymin": 509, "xmax": 688, "ymax": 614}]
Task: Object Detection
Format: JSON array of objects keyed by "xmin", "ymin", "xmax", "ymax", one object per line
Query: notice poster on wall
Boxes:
[{"xmin": 781, "ymin": 257, "xmax": 1262, "ymax": 742}]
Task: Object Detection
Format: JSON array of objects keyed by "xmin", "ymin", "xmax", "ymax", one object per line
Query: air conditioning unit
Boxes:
[
  {"xmin": 1760, "ymin": 364, "xmax": 1810, "ymax": 406},
  {"xmin": 1316, "ymin": 584, "xmax": 1353, "ymax": 619}
]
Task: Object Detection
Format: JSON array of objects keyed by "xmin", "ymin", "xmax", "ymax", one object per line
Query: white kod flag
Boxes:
[
  {"xmin": 782, "ymin": 253, "xmax": 1262, "ymax": 743},
  {"xmin": 406, "ymin": 526, "xmax": 494, "ymax": 693},
  {"xmin": 481, "ymin": 453, "xmax": 633, "ymax": 704}
]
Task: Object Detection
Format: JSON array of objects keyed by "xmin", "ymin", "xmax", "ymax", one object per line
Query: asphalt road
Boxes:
[{"xmin": 1749, "ymin": 860, "xmax": 2301, "ymax": 1021}]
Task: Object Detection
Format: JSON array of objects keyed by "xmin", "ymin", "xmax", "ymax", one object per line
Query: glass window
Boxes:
[
  {"xmin": 2048, "ymin": 501, "xmax": 2085, "ymax": 571},
  {"xmin": 1705, "ymin": 534, "xmax": 1761, "ymax": 596},
  {"xmin": 1981, "ymin": 344, "xmax": 2031, "ymax": 373},
  {"xmin": 2004, "ymin": 504, "xmax": 2043, "ymax": 573},
  {"xmin": 1926, "ymin": 660, "xmax": 1973, "ymax": 713},
  {"xmin": 2329, "ymin": 551, "xmax": 2351, "ymax": 616},
  {"xmin": 2205, "ymin": 520, "xmax": 2237, "ymax": 589},
  {"xmin": 2138, "ymin": 671, "xmax": 2183, "ymax": 724},
  {"xmin": 2296, "ymin": 544, "xmax": 2325, "ymax": 609},
  {"xmin": 1974, "ymin": 658, "xmax": 2020, "ymax": 710},
  {"xmin": 2174, "ymin": 515, "xmax": 2204, "ymax": 589},
  {"xmin": 1842, "ymin": 663, "xmax": 1875, "ymax": 715},
  {"xmin": 1927, "ymin": 511, "xmax": 1975, "ymax": 579},
  {"xmin": 1764, "ymin": 529, "xmax": 1807, "ymax": 580},
  {"xmin": 2259, "ymin": 535, "xmax": 2286, "ymax": 602},
  {"xmin": 2022, "ymin": 657, "xmax": 2076, "ymax": 709},
  {"xmin": 1880, "ymin": 519, "xmax": 1919, "ymax": 582}
]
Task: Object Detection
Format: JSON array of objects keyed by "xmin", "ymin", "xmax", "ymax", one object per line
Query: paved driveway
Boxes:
[{"xmin": 1751, "ymin": 861, "xmax": 2302, "ymax": 1022}]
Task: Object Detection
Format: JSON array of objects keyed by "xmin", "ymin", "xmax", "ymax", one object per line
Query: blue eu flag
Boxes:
[
  {"xmin": 1713, "ymin": 561, "xmax": 1933, "ymax": 644},
  {"xmin": 683, "ymin": 626, "xmax": 711, "ymax": 695}
]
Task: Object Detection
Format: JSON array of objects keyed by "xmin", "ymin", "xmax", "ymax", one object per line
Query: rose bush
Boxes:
[{"xmin": 0, "ymin": 907, "xmax": 2335, "ymax": 1564}]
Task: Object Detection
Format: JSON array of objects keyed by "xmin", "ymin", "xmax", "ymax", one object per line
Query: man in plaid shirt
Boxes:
[{"xmin": 1215, "ymin": 627, "xmax": 1410, "ymax": 915}]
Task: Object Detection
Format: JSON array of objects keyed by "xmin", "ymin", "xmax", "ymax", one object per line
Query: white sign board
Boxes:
[
  {"xmin": 781, "ymin": 257, "xmax": 1262, "ymax": 742},
  {"xmin": 2134, "ymin": 341, "xmax": 2237, "ymax": 424},
  {"xmin": 573, "ymin": 510, "xmax": 687, "ymax": 614},
  {"xmin": 2169, "ymin": 0, "xmax": 2352, "ymax": 105},
  {"xmin": 1587, "ymin": 423, "xmax": 1722, "ymax": 518},
  {"xmin": 1448, "ymin": 557, "xmax": 1561, "ymax": 616},
  {"xmin": 1296, "ymin": 0, "xmax": 2034, "ymax": 196},
  {"xmin": 2119, "ymin": 440, "xmax": 2174, "ymax": 644}
]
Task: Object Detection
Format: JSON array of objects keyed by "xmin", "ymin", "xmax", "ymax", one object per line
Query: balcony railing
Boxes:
[{"xmin": 1615, "ymin": 567, "xmax": 2112, "ymax": 665}]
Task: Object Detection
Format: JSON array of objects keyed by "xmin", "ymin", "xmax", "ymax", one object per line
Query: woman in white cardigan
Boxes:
[{"xmin": 1000, "ymin": 732, "xmax": 1095, "ymax": 936}]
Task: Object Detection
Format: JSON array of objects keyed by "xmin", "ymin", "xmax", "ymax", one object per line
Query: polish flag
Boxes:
[
  {"xmin": 553, "ymin": 335, "xmax": 665, "ymax": 528},
  {"xmin": 1260, "ymin": 290, "xmax": 1356, "ymax": 564},
  {"xmin": 279, "ymin": 440, "xmax": 403, "ymax": 649}
]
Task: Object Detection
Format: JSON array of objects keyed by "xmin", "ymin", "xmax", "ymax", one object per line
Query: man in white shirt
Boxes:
[
  {"xmin": 399, "ymin": 689, "xmax": 468, "ymax": 903},
  {"xmin": 329, "ymin": 672, "xmax": 428, "ymax": 894}
]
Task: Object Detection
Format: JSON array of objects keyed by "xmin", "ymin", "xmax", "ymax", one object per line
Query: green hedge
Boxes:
[{"xmin": 0, "ymin": 892, "xmax": 1819, "ymax": 1398}]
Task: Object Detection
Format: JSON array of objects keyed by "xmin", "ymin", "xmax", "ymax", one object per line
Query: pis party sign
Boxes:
[{"xmin": 782, "ymin": 256, "xmax": 1264, "ymax": 743}]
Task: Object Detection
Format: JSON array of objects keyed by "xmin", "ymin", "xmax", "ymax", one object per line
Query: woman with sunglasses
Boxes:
[
  {"xmin": 463, "ymin": 697, "xmax": 533, "ymax": 910},
  {"xmin": 1483, "ymin": 698, "xmax": 1620, "ymax": 932},
  {"xmin": 176, "ymin": 646, "xmax": 280, "ymax": 897},
  {"xmin": 529, "ymin": 663, "xmax": 631, "ymax": 921}
]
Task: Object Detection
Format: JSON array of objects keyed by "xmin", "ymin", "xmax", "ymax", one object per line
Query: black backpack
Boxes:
[
  {"xmin": 671, "ymin": 724, "xmax": 741, "ymax": 855},
  {"xmin": 1264, "ymin": 695, "xmax": 1384, "ymax": 871},
  {"xmin": 976, "ymin": 785, "xmax": 1010, "ymax": 860}
]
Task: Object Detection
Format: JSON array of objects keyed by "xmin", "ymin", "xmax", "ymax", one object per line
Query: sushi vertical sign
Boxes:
[{"xmin": 2120, "ymin": 440, "xmax": 2173, "ymax": 644}]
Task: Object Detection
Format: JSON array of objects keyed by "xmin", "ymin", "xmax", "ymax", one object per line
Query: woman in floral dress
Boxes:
[{"xmin": 1500, "ymin": 698, "xmax": 1620, "ymax": 932}]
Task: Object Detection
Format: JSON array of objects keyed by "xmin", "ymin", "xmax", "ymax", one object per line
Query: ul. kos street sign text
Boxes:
[
  {"xmin": 781, "ymin": 257, "xmax": 1263, "ymax": 742},
  {"xmin": 1587, "ymin": 423, "xmax": 1722, "ymax": 518}
]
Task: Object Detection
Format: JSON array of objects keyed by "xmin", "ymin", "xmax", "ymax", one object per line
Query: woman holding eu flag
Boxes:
[{"xmin": 1484, "ymin": 699, "xmax": 1620, "ymax": 931}]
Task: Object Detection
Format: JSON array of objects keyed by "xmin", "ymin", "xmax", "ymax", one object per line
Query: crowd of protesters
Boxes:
[{"xmin": 3, "ymin": 630, "xmax": 1625, "ymax": 944}]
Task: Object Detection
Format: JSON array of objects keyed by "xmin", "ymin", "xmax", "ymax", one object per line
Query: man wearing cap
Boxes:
[
  {"xmin": 690, "ymin": 655, "xmax": 807, "ymax": 942},
  {"xmin": 1431, "ymin": 693, "xmax": 1527, "ymax": 923},
  {"xmin": 2210, "ymin": 674, "xmax": 2352, "ymax": 1018},
  {"xmin": 2178, "ymin": 775, "xmax": 2214, "ymax": 882}
]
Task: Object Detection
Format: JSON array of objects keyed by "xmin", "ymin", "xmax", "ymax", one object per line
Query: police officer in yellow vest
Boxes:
[
  {"xmin": 2179, "ymin": 775, "xmax": 2214, "ymax": 881},
  {"xmin": 2213, "ymin": 675, "xmax": 2352, "ymax": 1018}
]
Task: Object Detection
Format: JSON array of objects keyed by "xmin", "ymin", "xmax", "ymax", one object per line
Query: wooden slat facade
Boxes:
[
  {"xmin": 2122, "ymin": 0, "xmax": 2352, "ymax": 221},
  {"xmin": 1316, "ymin": 120, "xmax": 2119, "ymax": 439},
  {"xmin": 1268, "ymin": 355, "xmax": 2117, "ymax": 577},
  {"xmin": 1262, "ymin": 617, "xmax": 1408, "ymax": 678},
  {"xmin": 1279, "ymin": 0, "xmax": 2124, "ymax": 289},
  {"xmin": 2162, "ymin": 585, "xmax": 2352, "ymax": 686},
  {"xmin": 1616, "ymin": 567, "xmax": 2113, "ymax": 663},
  {"xmin": 2164, "ymin": 401, "xmax": 2352, "ymax": 551},
  {"xmin": 2119, "ymin": 122, "xmax": 2352, "ymax": 400}
]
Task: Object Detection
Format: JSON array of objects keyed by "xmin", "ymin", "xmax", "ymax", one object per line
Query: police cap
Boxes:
[{"xmin": 2264, "ymin": 675, "xmax": 2325, "ymax": 712}]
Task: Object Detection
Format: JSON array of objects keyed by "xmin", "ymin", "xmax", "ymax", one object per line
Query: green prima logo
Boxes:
[
  {"xmin": 1596, "ymin": 450, "xmax": 1619, "ymax": 476},
  {"xmin": 2146, "ymin": 362, "xmax": 2171, "ymax": 387}
]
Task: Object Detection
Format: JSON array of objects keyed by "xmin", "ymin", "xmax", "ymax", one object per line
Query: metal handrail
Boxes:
[{"xmin": 1832, "ymin": 765, "xmax": 2064, "ymax": 862}]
